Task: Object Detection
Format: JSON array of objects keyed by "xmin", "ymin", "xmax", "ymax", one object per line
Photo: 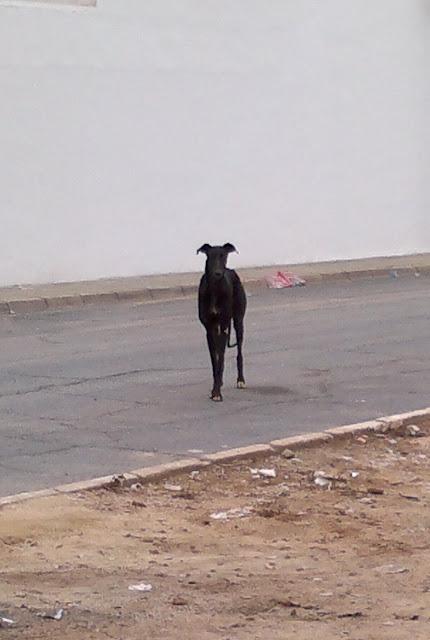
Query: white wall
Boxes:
[{"xmin": 0, "ymin": 0, "xmax": 429, "ymax": 286}]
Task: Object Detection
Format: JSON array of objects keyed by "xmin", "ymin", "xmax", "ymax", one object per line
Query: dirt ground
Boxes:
[{"xmin": 1, "ymin": 427, "xmax": 430, "ymax": 640}]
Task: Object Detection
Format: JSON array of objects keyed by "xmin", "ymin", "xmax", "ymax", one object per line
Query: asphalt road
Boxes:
[{"xmin": 0, "ymin": 276, "xmax": 429, "ymax": 497}]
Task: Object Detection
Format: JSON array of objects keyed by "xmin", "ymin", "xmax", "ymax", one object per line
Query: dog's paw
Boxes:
[
  {"xmin": 210, "ymin": 393, "xmax": 223, "ymax": 402},
  {"xmin": 236, "ymin": 380, "xmax": 246, "ymax": 389}
]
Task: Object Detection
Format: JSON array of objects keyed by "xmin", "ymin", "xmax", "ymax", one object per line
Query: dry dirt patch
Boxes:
[{"xmin": 1, "ymin": 428, "xmax": 430, "ymax": 639}]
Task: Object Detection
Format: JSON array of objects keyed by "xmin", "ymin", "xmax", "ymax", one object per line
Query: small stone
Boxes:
[
  {"xmin": 130, "ymin": 483, "xmax": 143, "ymax": 491},
  {"xmin": 406, "ymin": 424, "xmax": 423, "ymax": 437},
  {"xmin": 376, "ymin": 564, "xmax": 408, "ymax": 575},
  {"xmin": 281, "ymin": 448, "xmax": 296, "ymax": 459}
]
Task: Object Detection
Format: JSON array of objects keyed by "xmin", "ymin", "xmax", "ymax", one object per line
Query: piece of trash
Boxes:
[
  {"xmin": 0, "ymin": 616, "xmax": 15, "ymax": 626},
  {"xmin": 130, "ymin": 483, "xmax": 143, "ymax": 492},
  {"xmin": 313, "ymin": 471, "xmax": 333, "ymax": 489},
  {"xmin": 210, "ymin": 507, "xmax": 253, "ymax": 521},
  {"xmin": 164, "ymin": 483, "xmax": 182, "ymax": 492},
  {"xmin": 356, "ymin": 436, "xmax": 367, "ymax": 444},
  {"xmin": 266, "ymin": 271, "xmax": 306, "ymax": 289},
  {"xmin": 189, "ymin": 471, "xmax": 200, "ymax": 479},
  {"xmin": 250, "ymin": 468, "xmax": 277, "ymax": 479},
  {"xmin": 37, "ymin": 609, "xmax": 64, "ymax": 621},
  {"xmin": 388, "ymin": 439, "xmax": 398, "ymax": 445},
  {"xmin": 314, "ymin": 476, "xmax": 331, "ymax": 488},
  {"xmin": 52, "ymin": 609, "xmax": 64, "ymax": 621},
  {"xmin": 350, "ymin": 471, "xmax": 360, "ymax": 479},
  {"xmin": 376, "ymin": 564, "xmax": 408, "ymax": 575},
  {"xmin": 406, "ymin": 424, "xmax": 423, "ymax": 437},
  {"xmin": 399, "ymin": 493, "xmax": 420, "ymax": 501},
  {"xmin": 341, "ymin": 455, "xmax": 354, "ymax": 462},
  {"xmin": 367, "ymin": 487, "xmax": 384, "ymax": 495},
  {"xmin": 128, "ymin": 583, "xmax": 153, "ymax": 592},
  {"xmin": 257, "ymin": 468, "xmax": 277, "ymax": 478}
]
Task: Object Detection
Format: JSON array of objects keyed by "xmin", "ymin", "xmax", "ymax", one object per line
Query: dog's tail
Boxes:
[{"xmin": 227, "ymin": 321, "xmax": 237, "ymax": 348}]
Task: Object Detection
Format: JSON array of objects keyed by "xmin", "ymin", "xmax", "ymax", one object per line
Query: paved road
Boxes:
[{"xmin": 0, "ymin": 276, "xmax": 429, "ymax": 496}]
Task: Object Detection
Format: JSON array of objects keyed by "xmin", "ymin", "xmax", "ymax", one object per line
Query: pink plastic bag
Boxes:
[{"xmin": 265, "ymin": 271, "xmax": 306, "ymax": 289}]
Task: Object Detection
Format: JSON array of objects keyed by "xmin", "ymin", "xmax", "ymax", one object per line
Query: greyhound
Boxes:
[{"xmin": 197, "ymin": 243, "xmax": 247, "ymax": 401}]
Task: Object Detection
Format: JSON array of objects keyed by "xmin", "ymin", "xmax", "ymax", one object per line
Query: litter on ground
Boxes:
[
  {"xmin": 265, "ymin": 271, "xmax": 306, "ymax": 289},
  {"xmin": 1, "ymin": 423, "xmax": 430, "ymax": 639}
]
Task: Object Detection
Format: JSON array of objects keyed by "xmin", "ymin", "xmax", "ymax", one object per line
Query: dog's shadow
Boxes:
[{"xmin": 239, "ymin": 385, "xmax": 292, "ymax": 396}]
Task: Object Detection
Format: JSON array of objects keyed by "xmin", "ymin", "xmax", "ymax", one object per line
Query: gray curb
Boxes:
[
  {"xmin": 2, "ymin": 264, "xmax": 428, "ymax": 315},
  {"xmin": 1, "ymin": 407, "xmax": 429, "ymax": 508}
]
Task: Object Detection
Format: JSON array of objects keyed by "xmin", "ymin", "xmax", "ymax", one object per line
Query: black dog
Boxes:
[{"xmin": 197, "ymin": 243, "xmax": 247, "ymax": 401}]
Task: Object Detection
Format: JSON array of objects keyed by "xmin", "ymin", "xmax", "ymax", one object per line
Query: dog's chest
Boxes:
[{"xmin": 209, "ymin": 299, "xmax": 220, "ymax": 317}]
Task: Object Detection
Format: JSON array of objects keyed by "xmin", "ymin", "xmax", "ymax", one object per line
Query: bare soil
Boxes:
[{"xmin": 1, "ymin": 428, "xmax": 430, "ymax": 639}]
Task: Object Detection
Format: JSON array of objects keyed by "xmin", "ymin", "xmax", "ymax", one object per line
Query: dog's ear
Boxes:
[
  {"xmin": 223, "ymin": 243, "xmax": 238, "ymax": 254},
  {"xmin": 196, "ymin": 243, "xmax": 212, "ymax": 255}
]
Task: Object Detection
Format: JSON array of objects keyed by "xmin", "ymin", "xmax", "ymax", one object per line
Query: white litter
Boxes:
[
  {"xmin": 37, "ymin": 609, "xmax": 64, "ymax": 621},
  {"xmin": 314, "ymin": 470, "xmax": 332, "ymax": 489},
  {"xmin": 0, "ymin": 617, "xmax": 15, "ymax": 626},
  {"xmin": 350, "ymin": 471, "xmax": 360, "ymax": 479},
  {"xmin": 250, "ymin": 468, "xmax": 277, "ymax": 479},
  {"xmin": 52, "ymin": 609, "xmax": 64, "ymax": 621},
  {"xmin": 164, "ymin": 483, "xmax": 182, "ymax": 492},
  {"xmin": 210, "ymin": 507, "xmax": 253, "ymax": 521},
  {"xmin": 315, "ymin": 476, "xmax": 331, "ymax": 488},
  {"xmin": 128, "ymin": 583, "xmax": 153, "ymax": 592}
]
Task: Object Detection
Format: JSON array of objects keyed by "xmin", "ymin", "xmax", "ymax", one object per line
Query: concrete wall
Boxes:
[{"xmin": 0, "ymin": 0, "xmax": 429, "ymax": 286}]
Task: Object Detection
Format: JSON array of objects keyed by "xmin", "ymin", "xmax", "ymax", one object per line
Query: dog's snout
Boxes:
[{"xmin": 214, "ymin": 270, "xmax": 223, "ymax": 279}]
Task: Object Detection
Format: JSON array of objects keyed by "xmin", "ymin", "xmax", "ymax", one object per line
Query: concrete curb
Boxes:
[
  {"xmin": 2, "ymin": 257, "xmax": 429, "ymax": 315},
  {"xmin": 1, "ymin": 407, "xmax": 429, "ymax": 508}
]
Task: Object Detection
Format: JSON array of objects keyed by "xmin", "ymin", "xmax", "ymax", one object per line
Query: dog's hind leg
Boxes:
[{"xmin": 234, "ymin": 316, "xmax": 245, "ymax": 388}]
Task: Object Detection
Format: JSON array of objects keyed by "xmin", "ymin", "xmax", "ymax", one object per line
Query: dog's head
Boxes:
[{"xmin": 197, "ymin": 243, "xmax": 237, "ymax": 281}]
